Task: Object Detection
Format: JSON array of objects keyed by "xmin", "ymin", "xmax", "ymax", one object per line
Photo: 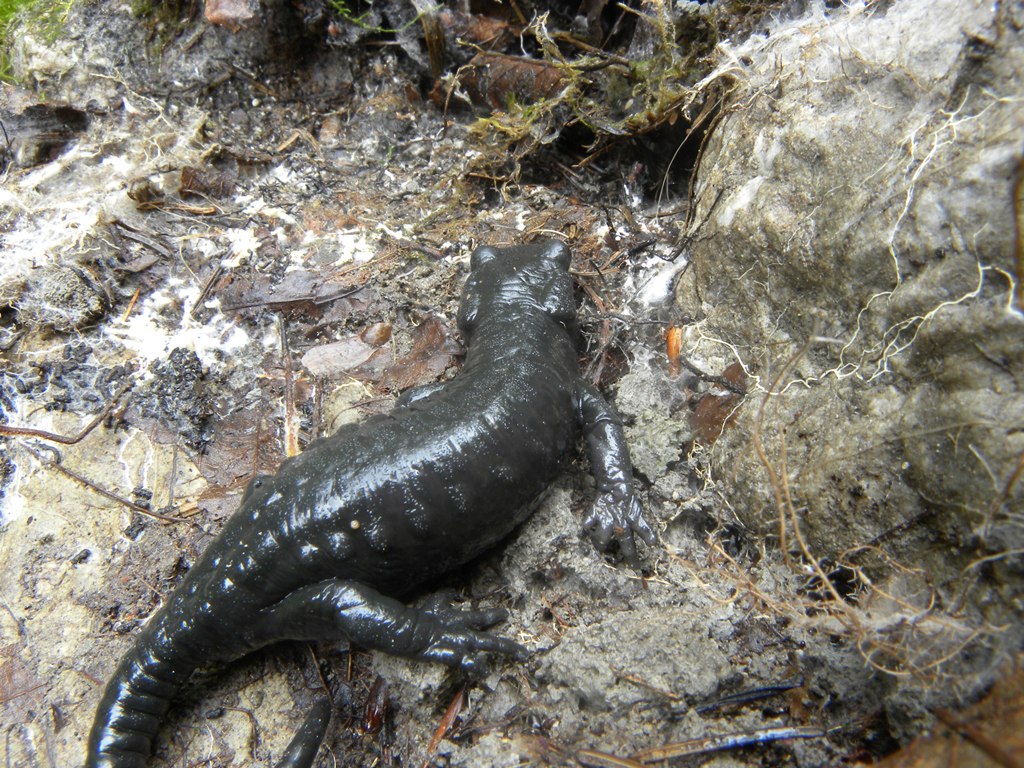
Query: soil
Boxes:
[{"xmin": 1, "ymin": 1, "xmax": 1021, "ymax": 767}]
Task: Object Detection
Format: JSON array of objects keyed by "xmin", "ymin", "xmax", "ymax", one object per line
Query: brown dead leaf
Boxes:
[
  {"xmin": 0, "ymin": 644, "xmax": 44, "ymax": 708},
  {"xmin": 180, "ymin": 166, "xmax": 236, "ymax": 199},
  {"xmin": 439, "ymin": 10, "xmax": 515, "ymax": 51},
  {"xmin": 302, "ymin": 328, "xmax": 389, "ymax": 378},
  {"xmin": 219, "ymin": 270, "xmax": 371, "ymax": 316},
  {"xmin": 692, "ymin": 390, "xmax": 741, "ymax": 444},
  {"xmin": 868, "ymin": 666, "xmax": 1024, "ymax": 768},
  {"xmin": 462, "ymin": 53, "xmax": 568, "ymax": 110},
  {"xmin": 359, "ymin": 321, "xmax": 392, "ymax": 347},
  {"xmin": 197, "ymin": 410, "xmax": 285, "ymax": 491},
  {"xmin": 380, "ymin": 316, "xmax": 461, "ymax": 392},
  {"xmin": 722, "ymin": 361, "xmax": 747, "ymax": 389},
  {"xmin": 691, "ymin": 362, "xmax": 748, "ymax": 443}
]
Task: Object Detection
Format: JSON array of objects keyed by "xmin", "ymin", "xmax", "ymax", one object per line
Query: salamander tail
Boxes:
[
  {"xmin": 273, "ymin": 692, "xmax": 334, "ymax": 768},
  {"xmin": 84, "ymin": 621, "xmax": 197, "ymax": 768}
]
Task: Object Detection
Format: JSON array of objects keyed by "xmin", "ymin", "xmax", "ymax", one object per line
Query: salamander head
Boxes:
[{"xmin": 457, "ymin": 240, "xmax": 576, "ymax": 339}]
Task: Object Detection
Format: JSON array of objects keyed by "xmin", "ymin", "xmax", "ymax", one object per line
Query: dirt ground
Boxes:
[{"xmin": 1, "ymin": 1, "xmax": 1022, "ymax": 767}]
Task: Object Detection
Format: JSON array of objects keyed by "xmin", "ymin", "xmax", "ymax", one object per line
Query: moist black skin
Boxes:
[{"xmin": 85, "ymin": 240, "xmax": 656, "ymax": 768}]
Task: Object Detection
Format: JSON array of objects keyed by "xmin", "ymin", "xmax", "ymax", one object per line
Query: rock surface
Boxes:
[{"xmin": 678, "ymin": 0, "xmax": 1023, "ymax": 690}]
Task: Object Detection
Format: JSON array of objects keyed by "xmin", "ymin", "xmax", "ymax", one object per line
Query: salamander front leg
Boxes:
[
  {"xmin": 576, "ymin": 381, "xmax": 657, "ymax": 566},
  {"xmin": 253, "ymin": 580, "xmax": 528, "ymax": 672}
]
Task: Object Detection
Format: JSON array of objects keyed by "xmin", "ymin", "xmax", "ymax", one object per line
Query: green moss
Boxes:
[
  {"xmin": 327, "ymin": 0, "xmax": 422, "ymax": 34},
  {"xmin": 0, "ymin": 0, "xmax": 34, "ymax": 27},
  {"xmin": 459, "ymin": 0, "xmax": 701, "ymax": 179},
  {"xmin": 123, "ymin": 0, "xmax": 194, "ymax": 62},
  {"xmin": 454, "ymin": 0, "xmax": 794, "ymax": 184},
  {"xmin": 0, "ymin": 0, "xmax": 74, "ymax": 81},
  {"xmin": 328, "ymin": 0, "xmax": 380, "ymax": 30},
  {"xmin": 129, "ymin": 0, "xmax": 187, "ymax": 26}
]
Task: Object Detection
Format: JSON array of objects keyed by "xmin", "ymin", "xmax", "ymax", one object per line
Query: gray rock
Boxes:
[{"xmin": 674, "ymin": 0, "xmax": 1024, "ymax": 728}]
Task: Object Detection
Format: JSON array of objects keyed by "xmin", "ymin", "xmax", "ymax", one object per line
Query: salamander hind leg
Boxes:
[
  {"xmin": 255, "ymin": 579, "xmax": 528, "ymax": 672},
  {"xmin": 412, "ymin": 589, "xmax": 529, "ymax": 672},
  {"xmin": 247, "ymin": 581, "xmax": 525, "ymax": 768}
]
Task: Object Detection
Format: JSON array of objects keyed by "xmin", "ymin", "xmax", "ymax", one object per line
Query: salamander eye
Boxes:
[
  {"xmin": 242, "ymin": 474, "xmax": 270, "ymax": 503},
  {"xmin": 539, "ymin": 240, "xmax": 571, "ymax": 269},
  {"xmin": 470, "ymin": 246, "xmax": 498, "ymax": 270}
]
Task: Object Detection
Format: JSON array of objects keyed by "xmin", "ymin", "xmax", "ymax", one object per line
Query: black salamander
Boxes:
[{"xmin": 85, "ymin": 240, "xmax": 656, "ymax": 768}]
